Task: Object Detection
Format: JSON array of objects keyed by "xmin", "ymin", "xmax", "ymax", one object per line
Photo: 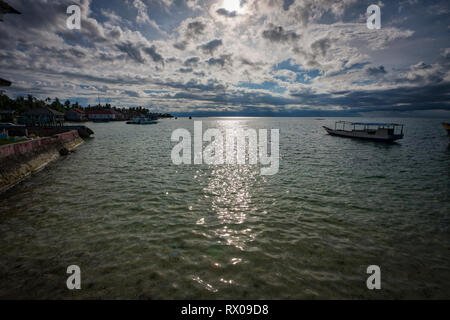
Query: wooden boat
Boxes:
[
  {"xmin": 323, "ymin": 121, "xmax": 404, "ymax": 142},
  {"xmin": 443, "ymin": 122, "xmax": 450, "ymax": 135}
]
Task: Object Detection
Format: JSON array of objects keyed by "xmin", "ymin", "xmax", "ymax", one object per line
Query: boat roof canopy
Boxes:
[{"xmin": 336, "ymin": 121, "xmax": 403, "ymax": 127}]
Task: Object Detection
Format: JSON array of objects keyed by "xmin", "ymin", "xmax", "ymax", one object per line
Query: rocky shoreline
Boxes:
[{"xmin": 0, "ymin": 130, "xmax": 84, "ymax": 193}]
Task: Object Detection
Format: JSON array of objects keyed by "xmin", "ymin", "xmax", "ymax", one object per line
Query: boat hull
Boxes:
[{"xmin": 323, "ymin": 126, "xmax": 403, "ymax": 142}]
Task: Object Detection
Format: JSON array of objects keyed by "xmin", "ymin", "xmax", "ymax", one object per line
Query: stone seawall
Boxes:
[
  {"xmin": 2, "ymin": 126, "xmax": 94, "ymax": 139},
  {"xmin": 0, "ymin": 130, "xmax": 83, "ymax": 193}
]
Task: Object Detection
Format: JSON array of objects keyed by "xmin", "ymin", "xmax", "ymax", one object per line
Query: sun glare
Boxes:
[{"xmin": 222, "ymin": 0, "xmax": 241, "ymax": 13}]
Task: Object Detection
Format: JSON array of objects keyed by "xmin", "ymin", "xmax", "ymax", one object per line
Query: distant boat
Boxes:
[
  {"xmin": 126, "ymin": 117, "xmax": 158, "ymax": 125},
  {"xmin": 443, "ymin": 122, "xmax": 450, "ymax": 136},
  {"xmin": 323, "ymin": 121, "xmax": 404, "ymax": 142}
]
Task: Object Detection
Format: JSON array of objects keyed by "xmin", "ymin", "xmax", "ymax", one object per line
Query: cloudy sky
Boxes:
[{"xmin": 0, "ymin": 0, "xmax": 449, "ymax": 116}]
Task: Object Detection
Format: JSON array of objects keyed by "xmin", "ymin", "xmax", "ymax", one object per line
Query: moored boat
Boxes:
[{"xmin": 323, "ymin": 121, "xmax": 404, "ymax": 142}]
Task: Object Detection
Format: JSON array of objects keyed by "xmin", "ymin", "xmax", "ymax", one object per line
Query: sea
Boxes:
[{"xmin": 0, "ymin": 117, "xmax": 449, "ymax": 299}]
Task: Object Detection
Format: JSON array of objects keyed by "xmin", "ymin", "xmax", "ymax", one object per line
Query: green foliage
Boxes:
[
  {"xmin": 0, "ymin": 93, "xmax": 60, "ymax": 113},
  {"xmin": 0, "ymin": 93, "xmax": 173, "ymax": 118}
]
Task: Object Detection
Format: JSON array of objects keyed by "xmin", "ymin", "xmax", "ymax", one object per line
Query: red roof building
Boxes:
[{"xmin": 87, "ymin": 110, "xmax": 116, "ymax": 120}]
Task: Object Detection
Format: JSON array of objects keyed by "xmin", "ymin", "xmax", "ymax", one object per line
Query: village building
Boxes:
[
  {"xmin": 20, "ymin": 108, "xmax": 65, "ymax": 126},
  {"xmin": 87, "ymin": 110, "xmax": 116, "ymax": 121},
  {"xmin": 65, "ymin": 108, "xmax": 87, "ymax": 122},
  {"xmin": 110, "ymin": 110, "xmax": 125, "ymax": 121}
]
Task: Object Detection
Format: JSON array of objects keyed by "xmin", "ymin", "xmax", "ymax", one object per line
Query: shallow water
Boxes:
[{"xmin": 0, "ymin": 117, "xmax": 449, "ymax": 299}]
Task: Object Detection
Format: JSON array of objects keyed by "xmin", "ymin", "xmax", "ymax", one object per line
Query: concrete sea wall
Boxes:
[
  {"xmin": 0, "ymin": 130, "xmax": 83, "ymax": 193},
  {"xmin": 2, "ymin": 126, "xmax": 94, "ymax": 139}
]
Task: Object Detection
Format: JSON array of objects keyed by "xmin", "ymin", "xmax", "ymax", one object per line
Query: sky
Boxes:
[{"xmin": 0, "ymin": 0, "xmax": 449, "ymax": 117}]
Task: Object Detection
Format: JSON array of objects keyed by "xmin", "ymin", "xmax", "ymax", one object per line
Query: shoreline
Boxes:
[{"xmin": 0, "ymin": 130, "xmax": 84, "ymax": 193}]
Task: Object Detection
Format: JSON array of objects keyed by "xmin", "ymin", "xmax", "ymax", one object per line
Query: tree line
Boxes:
[{"xmin": 0, "ymin": 94, "xmax": 173, "ymax": 118}]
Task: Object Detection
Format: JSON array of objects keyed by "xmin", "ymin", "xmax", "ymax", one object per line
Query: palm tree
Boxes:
[{"xmin": 64, "ymin": 100, "xmax": 71, "ymax": 109}]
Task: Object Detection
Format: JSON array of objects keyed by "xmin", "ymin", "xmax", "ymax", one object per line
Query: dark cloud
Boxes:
[
  {"xmin": 116, "ymin": 42, "xmax": 145, "ymax": 64},
  {"xmin": 198, "ymin": 39, "xmax": 223, "ymax": 55},
  {"xmin": 186, "ymin": 20, "xmax": 207, "ymax": 38},
  {"xmin": 174, "ymin": 20, "xmax": 209, "ymax": 50},
  {"xmin": 207, "ymin": 55, "xmax": 232, "ymax": 67},
  {"xmin": 107, "ymin": 27, "xmax": 122, "ymax": 39},
  {"xmin": 262, "ymin": 25, "xmax": 300, "ymax": 43},
  {"xmin": 310, "ymin": 38, "xmax": 333, "ymax": 56},
  {"xmin": 174, "ymin": 41, "xmax": 188, "ymax": 50},
  {"xmin": 160, "ymin": 80, "xmax": 450, "ymax": 116},
  {"xmin": 178, "ymin": 68, "xmax": 193, "ymax": 73},
  {"xmin": 391, "ymin": 61, "xmax": 446, "ymax": 85},
  {"xmin": 240, "ymin": 58, "xmax": 265, "ymax": 69},
  {"xmin": 240, "ymin": 58, "xmax": 255, "ymax": 66},
  {"xmin": 143, "ymin": 45, "xmax": 164, "ymax": 64},
  {"xmin": 289, "ymin": 82, "xmax": 450, "ymax": 113},
  {"xmin": 366, "ymin": 65, "xmax": 387, "ymax": 76},
  {"xmin": 216, "ymin": 8, "xmax": 237, "ymax": 18},
  {"xmin": 184, "ymin": 57, "xmax": 200, "ymax": 67}
]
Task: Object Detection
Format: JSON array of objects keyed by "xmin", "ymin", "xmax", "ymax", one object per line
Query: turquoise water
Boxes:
[{"xmin": 0, "ymin": 118, "xmax": 449, "ymax": 299}]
